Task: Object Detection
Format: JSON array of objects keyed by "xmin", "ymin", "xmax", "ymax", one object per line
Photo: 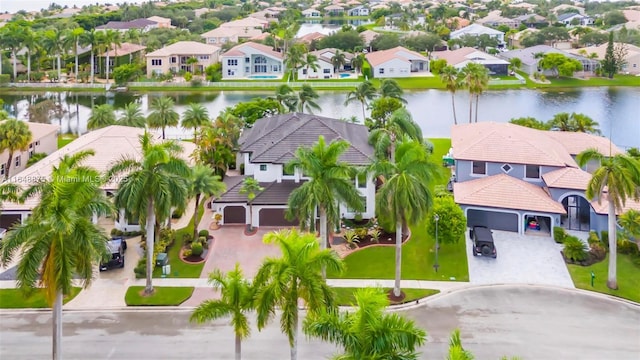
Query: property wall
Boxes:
[{"xmin": 372, "ymin": 58, "xmax": 411, "ymax": 78}]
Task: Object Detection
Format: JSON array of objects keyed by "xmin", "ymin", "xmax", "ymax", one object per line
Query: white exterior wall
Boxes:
[
  {"xmin": 338, "ymin": 173, "xmax": 376, "ymax": 219},
  {"xmin": 221, "ymin": 48, "xmax": 284, "ymax": 79},
  {"xmin": 298, "ymin": 60, "xmax": 334, "ymax": 79},
  {"xmin": 372, "ymin": 58, "xmax": 411, "ymax": 78},
  {"xmin": 222, "ymin": 56, "xmax": 246, "ymax": 79},
  {"xmin": 2, "ymin": 131, "xmax": 57, "ymax": 179},
  {"xmin": 114, "ymin": 208, "xmax": 142, "ymax": 232},
  {"xmin": 249, "ymin": 163, "xmax": 282, "ymax": 182}
]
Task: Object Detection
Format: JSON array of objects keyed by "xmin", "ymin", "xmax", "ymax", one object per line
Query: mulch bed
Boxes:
[
  {"xmin": 244, "ymin": 225, "xmax": 259, "ymax": 236},
  {"xmin": 387, "ymin": 289, "xmax": 406, "ymax": 303},
  {"xmin": 179, "ymin": 238, "xmax": 213, "ymax": 264},
  {"xmin": 333, "ymin": 229, "xmax": 408, "ymax": 250},
  {"xmin": 561, "ymin": 250, "xmax": 606, "ymax": 267}
]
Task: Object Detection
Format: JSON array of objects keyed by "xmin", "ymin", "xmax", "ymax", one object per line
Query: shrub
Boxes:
[
  {"xmin": 587, "ymin": 231, "xmax": 600, "ymax": 246},
  {"xmin": 354, "ymin": 213, "xmax": 363, "ymax": 222},
  {"xmin": 563, "ymin": 236, "xmax": 588, "ymax": 262},
  {"xmin": 183, "ymin": 249, "xmax": 192, "ymax": 257},
  {"xmin": 184, "ymin": 71, "xmax": 193, "ymax": 82},
  {"xmin": 191, "ymin": 77, "xmax": 203, "ymax": 87},
  {"xmin": 553, "ymin": 226, "xmax": 566, "ymax": 244},
  {"xmin": 589, "ymin": 243, "xmax": 607, "ymax": 261},
  {"xmin": 111, "ymin": 228, "xmax": 122, "ymax": 236},
  {"xmin": 47, "ymin": 71, "xmax": 58, "ymax": 82},
  {"xmin": 369, "ymin": 227, "xmax": 381, "ymax": 244},
  {"xmin": 343, "ymin": 229, "xmax": 360, "ymax": 249},
  {"xmin": 134, "ymin": 258, "xmax": 146, "ymax": 278},
  {"xmin": 182, "ymin": 233, "xmax": 193, "ymax": 245},
  {"xmin": 617, "ymin": 239, "xmax": 640, "ymax": 256},
  {"xmin": 198, "ymin": 229, "xmax": 210, "ymax": 238},
  {"xmin": 0, "ymin": 74, "xmax": 9, "ymax": 84},
  {"xmin": 355, "ymin": 227, "xmax": 368, "ymax": 239},
  {"xmin": 600, "ymin": 231, "xmax": 609, "ymax": 249},
  {"xmin": 426, "ymin": 197, "xmax": 467, "ymax": 244},
  {"xmin": 172, "ymin": 208, "xmax": 184, "ymax": 219},
  {"xmin": 191, "ymin": 242, "xmax": 204, "ymax": 257},
  {"xmin": 31, "ymin": 72, "xmax": 45, "ymax": 82}
]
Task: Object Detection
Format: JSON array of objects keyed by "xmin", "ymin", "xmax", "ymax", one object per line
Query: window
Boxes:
[
  {"xmin": 209, "ymin": 38, "xmax": 217, "ymax": 43},
  {"xmin": 302, "ymin": 69, "xmax": 307, "ymax": 75},
  {"xmin": 260, "ymin": 164, "xmax": 267, "ymax": 171},
  {"xmin": 378, "ymin": 68, "xmax": 384, "ymax": 74},
  {"xmin": 199, "ymin": 55, "xmax": 209, "ymax": 60},
  {"xmin": 525, "ymin": 165, "xmax": 540, "ymax": 179},
  {"xmin": 29, "ymin": 143, "xmax": 33, "ymax": 149},
  {"xmin": 245, "ymin": 57, "xmax": 250, "ymax": 63},
  {"xmin": 227, "ymin": 69, "xmax": 235, "ymax": 76},
  {"xmin": 227, "ymin": 59, "xmax": 238, "ymax": 66},
  {"xmin": 29, "ymin": 150, "xmax": 34, "ymax": 158},
  {"xmin": 171, "ymin": 57, "xmax": 177, "ymax": 63},
  {"xmin": 15, "ymin": 155, "xmax": 21, "ymax": 167},
  {"xmin": 357, "ymin": 172, "xmax": 367, "ymax": 188},
  {"xmin": 472, "ymin": 161, "xmax": 486, "ymax": 175},
  {"xmin": 0, "ymin": 164, "xmax": 4, "ymax": 176},
  {"xmin": 282, "ymin": 165, "xmax": 294, "ymax": 176},
  {"xmin": 501, "ymin": 164, "xmax": 512, "ymax": 173},
  {"xmin": 254, "ymin": 56, "xmax": 267, "ymax": 64},
  {"xmin": 35, "ymin": 141, "xmax": 40, "ymax": 146},
  {"xmin": 254, "ymin": 65, "xmax": 267, "ymax": 73},
  {"xmin": 151, "ymin": 59, "xmax": 162, "ymax": 66},
  {"xmin": 323, "ymin": 68, "xmax": 330, "ymax": 74}
]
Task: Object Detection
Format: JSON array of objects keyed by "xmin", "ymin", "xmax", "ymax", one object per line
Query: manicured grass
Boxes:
[
  {"xmin": 0, "ymin": 287, "xmax": 81, "ymax": 308},
  {"xmin": 327, "ymin": 219, "xmax": 469, "ymax": 281},
  {"xmin": 125, "ymin": 286, "xmax": 194, "ymax": 306},
  {"xmin": 540, "ymin": 74, "xmax": 640, "ymax": 88},
  {"xmin": 57, "ymin": 134, "xmax": 77, "ymax": 149},
  {"xmin": 371, "ymin": 76, "xmax": 446, "ymax": 90},
  {"xmin": 152, "ymin": 202, "xmax": 206, "ymax": 279},
  {"xmin": 567, "ymin": 254, "xmax": 640, "ymax": 303},
  {"xmin": 332, "ymin": 287, "xmax": 440, "ymax": 306}
]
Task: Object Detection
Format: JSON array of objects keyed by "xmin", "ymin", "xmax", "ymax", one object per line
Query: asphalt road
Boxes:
[{"xmin": 0, "ymin": 286, "xmax": 638, "ymax": 360}]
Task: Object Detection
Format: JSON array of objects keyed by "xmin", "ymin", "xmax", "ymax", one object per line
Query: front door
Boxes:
[{"xmin": 562, "ymin": 196, "xmax": 590, "ymax": 231}]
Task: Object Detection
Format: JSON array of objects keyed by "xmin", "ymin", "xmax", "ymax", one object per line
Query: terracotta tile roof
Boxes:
[
  {"xmin": 221, "ymin": 42, "xmax": 283, "ymax": 60},
  {"xmin": 146, "ymin": 41, "xmax": 220, "ymax": 57},
  {"xmin": 220, "ymin": 17, "xmax": 268, "ymax": 29},
  {"xmin": 451, "ymin": 122, "xmax": 578, "ymax": 167},
  {"xmin": 359, "ymin": 30, "xmax": 379, "ymax": 45},
  {"xmin": 298, "ymin": 31, "xmax": 327, "ymax": 44},
  {"xmin": 542, "ymin": 168, "xmax": 592, "ymax": 190},
  {"xmin": 432, "ymin": 47, "xmax": 509, "ymax": 66},
  {"xmin": 201, "ymin": 26, "xmax": 263, "ymax": 40},
  {"xmin": 96, "ymin": 19, "xmax": 156, "ymax": 30},
  {"xmin": 365, "ymin": 46, "xmax": 428, "ymax": 67},
  {"xmin": 311, "ymin": 48, "xmax": 354, "ymax": 63},
  {"xmin": 590, "ymin": 193, "xmax": 640, "ymax": 215},
  {"xmin": 99, "ymin": 42, "xmax": 146, "ymax": 57},
  {"xmin": 24, "ymin": 122, "xmax": 59, "ymax": 141},
  {"xmin": 546, "ymin": 131, "xmax": 622, "ymax": 156},
  {"xmin": 454, "ymin": 174, "xmax": 566, "ymax": 214}
]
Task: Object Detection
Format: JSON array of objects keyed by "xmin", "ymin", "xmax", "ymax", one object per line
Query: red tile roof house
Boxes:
[
  {"xmin": 211, "ymin": 113, "xmax": 375, "ymax": 228},
  {"xmin": 451, "ymin": 122, "xmax": 639, "ymax": 237},
  {"xmin": 365, "ymin": 46, "xmax": 429, "ymax": 78}
]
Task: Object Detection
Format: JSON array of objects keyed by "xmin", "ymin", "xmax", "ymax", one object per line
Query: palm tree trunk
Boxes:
[
  {"xmin": 474, "ymin": 94, "xmax": 480, "ymax": 123},
  {"xmin": 52, "ymin": 290, "xmax": 63, "ymax": 360},
  {"xmin": 361, "ymin": 101, "xmax": 366, "ymax": 123},
  {"xmin": 319, "ymin": 206, "xmax": 327, "ymax": 279},
  {"xmin": 468, "ymin": 92, "xmax": 473, "ymax": 124},
  {"xmin": 57, "ymin": 55, "xmax": 61, "ymax": 82},
  {"xmin": 5, "ymin": 152, "xmax": 13, "ymax": 181},
  {"xmin": 162, "ymin": 126, "xmax": 166, "ymax": 140},
  {"xmin": 607, "ymin": 201, "xmax": 618, "ymax": 290},
  {"xmin": 193, "ymin": 193, "xmax": 201, "ymax": 240},
  {"xmin": 290, "ymin": 308, "xmax": 298, "ymax": 360},
  {"xmin": 145, "ymin": 198, "xmax": 156, "ymax": 294},
  {"xmin": 74, "ymin": 41, "xmax": 79, "ymax": 81},
  {"xmin": 12, "ymin": 50, "xmax": 17, "ymax": 81},
  {"xmin": 106, "ymin": 53, "xmax": 110, "ymax": 82},
  {"xmin": 235, "ymin": 333, "xmax": 241, "ymax": 360},
  {"xmin": 27, "ymin": 50, "xmax": 31, "ymax": 82},
  {"xmin": 451, "ymin": 92, "xmax": 457, "ymax": 125},
  {"xmin": 393, "ymin": 220, "xmax": 402, "ymax": 297},
  {"xmin": 90, "ymin": 50, "xmax": 95, "ymax": 84},
  {"xmin": 249, "ymin": 204, "xmax": 253, "ymax": 231}
]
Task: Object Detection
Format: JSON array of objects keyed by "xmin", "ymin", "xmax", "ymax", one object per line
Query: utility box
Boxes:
[{"xmin": 156, "ymin": 253, "xmax": 168, "ymax": 267}]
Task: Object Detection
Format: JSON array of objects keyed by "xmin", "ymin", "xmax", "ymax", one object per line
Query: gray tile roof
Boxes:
[
  {"xmin": 214, "ymin": 176, "xmax": 305, "ymax": 206},
  {"xmin": 239, "ymin": 113, "xmax": 373, "ymax": 165},
  {"xmin": 96, "ymin": 19, "xmax": 156, "ymax": 30},
  {"xmin": 215, "ymin": 175, "xmax": 248, "ymax": 203},
  {"xmin": 499, "ymin": 45, "xmax": 592, "ymax": 66}
]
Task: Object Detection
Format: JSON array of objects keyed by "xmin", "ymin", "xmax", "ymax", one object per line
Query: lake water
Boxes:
[{"xmin": 1, "ymin": 87, "xmax": 639, "ymax": 149}]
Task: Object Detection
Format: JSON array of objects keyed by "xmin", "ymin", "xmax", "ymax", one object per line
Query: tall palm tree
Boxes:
[
  {"xmin": 80, "ymin": 29, "xmax": 100, "ymax": 83},
  {"xmin": 284, "ymin": 43, "xmax": 305, "ymax": 81},
  {"xmin": 0, "ymin": 119, "xmax": 32, "ymax": 180},
  {"xmin": 570, "ymin": 113, "xmax": 601, "ymax": 134},
  {"xmin": 330, "ymin": 50, "xmax": 346, "ymax": 75},
  {"xmin": 272, "ymin": 84, "xmax": 297, "ymax": 112},
  {"xmin": 370, "ymin": 138, "xmax": 441, "ymax": 297},
  {"xmin": 107, "ymin": 132, "xmax": 190, "ymax": 294},
  {"xmin": 304, "ymin": 287, "xmax": 427, "ymax": 359},
  {"xmin": 576, "ymin": 149, "xmax": 640, "ymax": 290},
  {"xmin": 439, "ymin": 65, "xmax": 462, "ymax": 125},
  {"xmin": 87, "ymin": 104, "xmax": 116, "ymax": 130},
  {"xmin": 190, "ymin": 164, "xmax": 226, "ymax": 240},
  {"xmin": 296, "ymin": 84, "xmax": 320, "ymax": 113},
  {"xmin": 461, "ymin": 63, "xmax": 489, "ymax": 123},
  {"xmin": 369, "ymin": 108, "xmax": 423, "ymax": 162},
  {"xmin": 103, "ymin": 29, "xmax": 122, "ymax": 82},
  {"xmin": 286, "ymin": 136, "xmax": 363, "ymax": 256},
  {"xmin": 254, "ymin": 229, "xmax": 345, "ymax": 360},
  {"xmin": 64, "ymin": 27, "xmax": 85, "ymax": 81},
  {"xmin": 351, "ymin": 53, "xmax": 366, "ymax": 76},
  {"xmin": 41, "ymin": 28, "xmax": 66, "ymax": 81},
  {"xmin": 124, "ymin": 28, "xmax": 141, "ymax": 45},
  {"xmin": 3, "ymin": 23, "xmax": 24, "ymax": 81},
  {"xmin": 147, "ymin": 96, "xmax": 179, "ymax": 139},
  {"xmin": 302, "ymin": 52, "xmax": 319, "ymax": 80},
  {"xmin": 182, "ymin": 103, "xmax": 210, "ymax": 142},
  {"xmin": 239, "ymin": 177, "xmax": 263, "ymax": 231},
  {"xmin": 344, "ymin": 80, "xmax": 377, "ymax": 122},
  {"xmin": 379, "ymin": 79, "xmax": 406, "ymax": 103},
  {"xmin": 190, "ymin": 264, "xmax": 254, "ymax": 360},
  {"xmin": 1, "ymin": 150, "xmax": 114, "ymax": 360},
  {"xmin": 22, "ymin": 28, "xmax": 38, "ymax": 82},
  {"xmin": 118, "ymin": 102, "xmax": 146, "ymax": 127}
]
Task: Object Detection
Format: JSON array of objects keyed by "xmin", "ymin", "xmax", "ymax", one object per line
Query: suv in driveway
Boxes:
[
  {"xmin": 470, "ymin": 226, "xmax": 497, "ymax": 258},
  {"xmin": 99, "ymin": 238, "xmax": 127, "ymax": 271}
]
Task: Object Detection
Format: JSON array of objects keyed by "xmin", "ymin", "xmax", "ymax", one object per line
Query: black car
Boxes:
[
  {"xmin": 470, "ymin": 226, "xmax": 497, "ymax": 258},
  {"xmin": 99, "ymin": 238, "xmax": 127, "ymax": 271}
]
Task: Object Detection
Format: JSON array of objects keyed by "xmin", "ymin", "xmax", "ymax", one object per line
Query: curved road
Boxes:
[{"xmin": 0, "ymin": 286, "xmax": 638, "ymax": 359}]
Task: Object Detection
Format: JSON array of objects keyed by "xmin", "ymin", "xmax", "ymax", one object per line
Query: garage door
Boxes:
[
  {"xmin": 223, "ymin": 206, "xmax": 246, "ymax": 224},
  {"xmin": 259, "ymin": 208, "xmax": 298, "ymax": 227},
  {"xmin": 467, "ymin": 209, "xmax": 518, "ymax": 232},
  {"xmin": 0, "ymin": 214, "xmax": 21, "ymax": 229}
]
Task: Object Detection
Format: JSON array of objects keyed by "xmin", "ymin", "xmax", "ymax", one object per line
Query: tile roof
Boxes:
[
  {"xmin": 450, "ymin": 23, "xmax": 504, "ymax": 39},
  {"xmin": 542, "ymin": 167, "xmax": 592, "ymax": 190},
  {"xmin": 96, "ymin": 19, "xmax": 156, "ymax": 30},
  {"xmin": 146, "ymin": 41, "xmax": 220, "ymax": 57},
  {"xmin": 311, "ymin": 48, "xmax": 354, "ymax": 63},
  {"xmin": 147, "ymin": 16, "xmax": 171, "ymax": 23},
  {"xmin": 359, "ymin": 30, "xmax": 380, "ymax": 45},
  {"xmin": 545, "ymin": 131, "xmax": 622, "ymax": 156},
  {"xmin": 201, "ymin": 26, "xmax": 263, "ymax": 40},
  {"xmin": 239, "ymin": 113, "xmax": 373, "ymax": 165},
  {"xmin": 451, "ymin": 122, "xmax": 578, "ymax": 167},
  {"xmin": 454, "ymin": 174, "xmax": 566, "ymax": 214},
  {"xmin": 298, "ymin": 31, "xmax": 327, "ymax": 43},
  {"xmin": 99, "ymin": 42, "xmax": 146, "ymax": 57},
  {"xmin": 214, "ymin": 176, "xmax": 305, "ymax": 206},
  {"xmin": 221, "ymin": 42, "xmax": 283, "ymax": 60},
  {"xmin": 220, "ymin": 17, "xmax": 268, "ymax": 29},
  {"xmin": 365, "ymin": 46, "xmax": 428, "ymax": 67},
  {"xmin": 432, "ymin": 47, "xmax": 509, "ymax": 66},
  {"xmin": 24, "ymin": 122, "xmax": 59, "ymax": 140},
  {"xmin": 215, "ymin": 175, "xmax": 249, "ymax": 203},
  {"xmin": 590, "ymin": 194, "xmax": 640, "ymax": 215},
  {"xmin": 499, "ymin": 45, "xmax": 591, "ymax": 66}
]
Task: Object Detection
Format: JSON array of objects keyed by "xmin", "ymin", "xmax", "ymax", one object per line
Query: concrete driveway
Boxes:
[{"xmin": 466, "ymin": 230, "xmax": 574, "ymax": 288}]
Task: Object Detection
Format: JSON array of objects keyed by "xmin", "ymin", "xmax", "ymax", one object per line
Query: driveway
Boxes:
[{"xmin": 466, "ymin": 230, "xmax": 574, "ymax": 288}]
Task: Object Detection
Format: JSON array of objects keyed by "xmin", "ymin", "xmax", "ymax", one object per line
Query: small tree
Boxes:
[
  {"xmin": 112, "ymin": 63, "xmax": 142, "ymax": 85},
  {"xmin": 602, "ymin": 32, "xmax": 617, "ymax": 79},
  {"xmin": 426, "ymin": 196, "xmax": 467, "ymax": 244},
  {"xmin": 0, "ymin": 119, "xmax": 32, "ymax": 180},
  {"xmin": 239, "ymin": 177, "xmax": 263, "ymax": 231}
]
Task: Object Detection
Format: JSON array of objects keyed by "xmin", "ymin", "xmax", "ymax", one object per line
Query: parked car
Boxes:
[
  {"xmin": 99, "ymin": 238, "xmax": 127, "ymax": 271},
  {"xmin": 470, "ymin": 226, "xmax": 497, "ymax": 258}
]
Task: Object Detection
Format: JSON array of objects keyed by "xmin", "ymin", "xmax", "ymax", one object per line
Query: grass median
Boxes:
[
  {"xmin": 333, "ymin": 287, "xmax": 440, "ymax": 306},
  {"xmin": 125, "ymin": 286, "xmax": 194, "ymax": 306},
  {"xmin": 567, "ymin": 253, "xmax": 640, "ymax": 303},
  {"xmin": 0, "ymin": 287, "xmax": 81, "ymax": 308}
]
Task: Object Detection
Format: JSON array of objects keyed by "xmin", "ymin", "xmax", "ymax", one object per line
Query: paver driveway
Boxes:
[{"xmin": 466, "ymin": 230, "xmax": 575, "ymax": 288}]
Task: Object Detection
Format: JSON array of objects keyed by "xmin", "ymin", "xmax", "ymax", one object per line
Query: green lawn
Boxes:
[
  {"xmin": 332, "ymin": 287, "xmax": 440, "ymax": 306},
  {"xmin": 567, "ymin": 254, "xmax": 640, "ymax": 303},
  {"xmin": 125, "ymin": 286, "xmax": 194, "ymax": 306},
  {"xmin": 429, "ymin": 138, "xmax": 452, "ymax": 186},
  {"xmin": 57, "ymin": 134, "xmax": 77, "ymax": 149},
  {"xmin": 152, "ymin": 202, "xmax": 205, "ymax": 279},
  {"xmin": 0, "ymin": 287, "xmax": 81, "ymax": 308},
  {"xmin": 371, "ymin": 77, "xmax": 446, "ymax": 90},
  {"xmin": 327, "ymin": 219, "xmax": 469, "ymax": 281}
]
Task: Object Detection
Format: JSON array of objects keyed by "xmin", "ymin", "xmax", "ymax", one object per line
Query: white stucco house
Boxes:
[
  {"xmin": 211, "ymin": 113, "xmax": 375, "ymax": 228},
  {"xmin": 450, "ymin": 23, "xmax": 505, "ymax": 45},
  {"xmin": 302, "ymin": 8, "xmax": 321, "ymax": 18},
  {"xmin": 365, "ymin": 46, "xmax": 429, "ymax": 78},
  {"xmin": 220, "ymin": 42, "xmax": 284, "ymax": 79},
  {"xmin": 348, "ymin": 5, "xmax": 370, "ymax": 16},
  {"xmin": 297, "ymin": 48, "xmax": 354, "ymax": 79}
]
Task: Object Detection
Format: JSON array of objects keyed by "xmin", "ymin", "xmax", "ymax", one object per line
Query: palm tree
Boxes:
[
  {"xmin": 304, "ymin": 287, "xmax": 427, "ymax": 359},
  {"xmin": 190, "ymin": 264, "xmax": 254, "ymax": 360},
  {"xmin": 370, "ymin": 138, "xmax": 441, "ymax": 297},
  {"xmin": 344, "ymin": 80, "xmax": 377, "ymax": 122},
  {"xmin": 369, "ymin": 108, "xmax": 423, "ymax": 162},
  {"xmin": 619, "ymin": 209, "xmax": 640, "ymax": 241},
  {"xmin": 107, "ymin": 132, "xmax": 191, "ymax": 294},
  {"xmin": 118, "ymin": 102, "xmax": 146, "ymax": 127},
  {"xmin": 272, "ymin": 84, "xmax": 297, "ymax": 112},
  {"xmin": 461, "ymin": 63, "xmax": 489, "ymax": 123},
  {"xmin": 64, "ymin": 27, "xmax": 85, "ymax": 81},
  {"xmin": 87, "ymin": 104, "xmax": 116, "ymax": 130},
  {"xmin": 570, "ymin": 113, "xmax": 601, "ymax": 134},
  {"xmin": 296, "ymin": 84, "xmax": 320, "ymax": 113},
  {"xmin": 439, "ymin": 65, "xmax": 462, "ymax": 125},
  {"xmin": 1, "ymin": 150, "xmax": 114, "ymax": 360},
  {"xmin": 80, "ymin": 29, "xmax": 100, "ymax": 83},
  {"xmin": 3, "ymin": 23, "xmax": 24, "ymax": 81},
  {"xmin": 41, "ymin": 28, "xmax": 66, "ymax": 81},
  {"xmin": 284, "ymin": 43, "xmax": 305, "ymax": 81},
  {"xmin": 103, "ymin": 29, "xmax": 122, "ymax": 82},
  {"xmin": 351, "ymin": 53, "xmax": 366, "ymax": 76},
  {"xmin": 147, "ymin": 96, "xmax": 180, "ymax": 139},
  {"xmin": 379, "ymin": 79, "xmax": 406, "ymax": 103},
  {"xmin": 286, "ymin": 136, "xmax": 363, "ymax": 257},
  {"xmin": 190, "ymin": 164, "xmax": 226, "ymax": 240},
  {"xmin": 0, "ymin": 119, "xmax": 32, "ymax": 180},
  {"xmin": 576, "ymin": 149, "xmax": 640, "ymax": 290},
  {"xmin": 186, "ymin": 57, "xmax": 199, "ymax": 74},
  {"xmin": 447, "ymin": 329, "xmax": 474, "ymax": 360},
  {"xmin": 508, "ymin": 57, "xmax": 522, "ymax": 74},
  {"xmin": 302, "ymin": 52, "xmax": 319, "ymax": 80},
  {"xmin": 124, "ymin": 28, "xmax": 141, "ymax": 45},
  {"xmin": 330, "ymin": 50, "xmax": 346, "ymax": 75},
  {"xmin": 239, "ymin": 177, "xmax": 263, "ymax": 231},
  {"xmin": 22, "ymin": 28, "xmax": 38, "ymax": 82},
  {"xmin": 182, "ymin": 103, "xmax": 210, "ymax": 142},
  {"xmin": 253, "ymin": 229, "xmax": 345, "ymax": 360}
]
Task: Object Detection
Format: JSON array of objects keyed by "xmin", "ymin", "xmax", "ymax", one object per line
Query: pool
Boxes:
[
  {"xmin": 339, "ymin": 73, "xmax": 351, "ymax": 78},
  {"xmin": 249, "ymin": 75, "xmax": 278, "ymax": 79}
]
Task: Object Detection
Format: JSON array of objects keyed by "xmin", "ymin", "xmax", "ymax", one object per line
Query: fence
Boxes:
[
  {"xmin": 127, "ymin": 81, "xmax": 362, "ymax": 89},
  {"xmin": 0, "ymin": 82, "xmax": 105, "ymax": 89}
]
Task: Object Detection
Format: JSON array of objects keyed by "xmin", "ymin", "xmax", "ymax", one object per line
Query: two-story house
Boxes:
[
  {"xmin": 297, "ymin": 48, "xmax": 354, "ymax": 79},
  {"xmin": 211, "ymin": 113, "xmax": 375, "ymax": 228},
  {"xmin": 145, "ymin": 41, "xmax": 221, "ymax": 77},
  {"xmin": 450, "ymin": 23, "xmax": 505, "ymax": 46},
  {"xmin": 451, "ymin": 122, "xmax": 637, "ymax": 237},
  {"xmin": 348, "ymin": 6, "xmax": 370, "ymax": 17},
  {"xmin": 302, "ymin": 8, "xmax": 322, "ymax": 18},
  {"xmin": 201, "ymin": 26, "xmax": 263, "ymax": 45},
  {"xmin": 221, "ymin": 42, "xmax": 284, "ymax": 79},
  {"xmin": 1, "ymin": 122, "xmax": 58, "ymax": 180}
]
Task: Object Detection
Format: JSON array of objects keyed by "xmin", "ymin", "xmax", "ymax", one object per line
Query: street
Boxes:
[{"xmin": 0, "ymin": 285, "xmax": 638, "ymax": 359}]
